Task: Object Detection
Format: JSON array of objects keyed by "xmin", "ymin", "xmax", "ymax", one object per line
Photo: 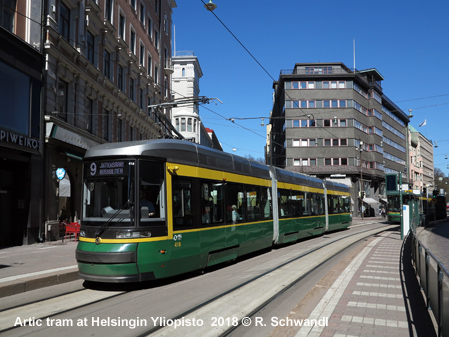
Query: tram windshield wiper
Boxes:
[{"xmin": 95, "ymin": 200, "xmax": 134, "ymax": 240}]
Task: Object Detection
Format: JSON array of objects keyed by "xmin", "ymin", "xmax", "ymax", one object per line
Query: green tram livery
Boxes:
[
  {"xmin": 76, "ymin": 140, "xmax": 351, "ymax": 283},
  {"xmin": 386, "ymin": 190, "xmax": 421, "ymax": 223}
]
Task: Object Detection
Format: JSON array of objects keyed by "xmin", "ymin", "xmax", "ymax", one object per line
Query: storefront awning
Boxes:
[{"xmin": 363, "ymin": 198, "xmax": 379, "ymax": 205}]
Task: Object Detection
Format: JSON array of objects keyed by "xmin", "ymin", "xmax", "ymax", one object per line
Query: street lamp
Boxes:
[{"xmin": 204, "ymin": 0, "xmax": 217, "ymax": 11}]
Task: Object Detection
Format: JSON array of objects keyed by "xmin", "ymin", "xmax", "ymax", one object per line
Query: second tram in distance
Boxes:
[{"xmin": 76, "ymin": 139, "xmax": 351, "ymax": 283}]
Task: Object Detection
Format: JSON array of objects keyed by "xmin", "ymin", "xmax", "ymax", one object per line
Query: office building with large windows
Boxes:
[{"xmin": 269, "ymin": 62, "xmax": 411, "ymax": 216}]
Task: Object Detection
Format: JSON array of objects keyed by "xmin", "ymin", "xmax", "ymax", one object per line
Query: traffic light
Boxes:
[
  {"xmin": 433, "ymin": 189, "xmax": 438, "ymax": 197},
  {"xmin": 423, "ymin": 187, "xmax": 427, "ymax": 196}
]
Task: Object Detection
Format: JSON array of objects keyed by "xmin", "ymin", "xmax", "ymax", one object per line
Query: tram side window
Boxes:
[
  {"xmin": 261, "ymin": 187, "xmax": 272, "ymax": 219},
  {"xmin": 200, "ymin": 181, "xmax": 224, "ymax": 225},
  {"xmin": 172, "ymin": 178, "xmax": 195, "ymax": 230},
  {"xmin": 279, "ymin": 189, "xmax": 291, "ymax": 218},
  {"xmin": 290, "ymin": 191, "xmax": 305, "ymax": 216},
  {"xmin": 342, "ymin": 196, "xmax": 350, "ymax": 213},
  {"xmin": 139, "ymin": 160, "xmax": 165, "ymax": 223},
  {"xmin": 333, "ymin": 195, "xmax": 346, "ymax": 214},
  {"xmin": 226, "ymin": 183, "xmax": 244, "ymax": 223},
  {"xmin": 246, "ymin": 186, "xmax": 261, "ymax": 221},
  {"xmin": 304, "ymin": 193, "xmax": 314, "ymax": 215},
  {"xmin": 314, "ymin": 194, "xmax": 325, "ymax": 215}
]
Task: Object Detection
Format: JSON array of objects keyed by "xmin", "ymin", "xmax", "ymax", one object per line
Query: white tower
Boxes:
[{"xmin": 171, "ymin": 52, "xmax": 203, "ymax": 143}]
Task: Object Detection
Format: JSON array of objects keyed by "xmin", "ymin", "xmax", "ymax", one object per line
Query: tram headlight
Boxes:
[
  {"xmin": 115, "ymin": 231, "xmax": 152, "ymax": 239},
  {"xmin": 80, "ymin": 230, "xmax": 86, "ymax": 237}
]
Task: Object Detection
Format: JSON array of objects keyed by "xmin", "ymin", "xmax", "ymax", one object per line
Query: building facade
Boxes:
[
  {"xmin": 41, "ymin": 0, "xmax": 177, "ymax": 232},
  {"xmin": 409, "ymin": 125, "xmax": 434, "ymax": 192},
  {"xmin": 269, "ymin": 62, "xmax": 411, "ymax": 216},
  {"xmin": 0, "ymin": 2, "xmax": 44, "ymax": 246}
]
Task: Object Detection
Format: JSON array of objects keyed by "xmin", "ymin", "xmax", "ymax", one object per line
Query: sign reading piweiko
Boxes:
[{"xmin": 0, "ymin": 129, "xmax": 41, "ymax": 150}]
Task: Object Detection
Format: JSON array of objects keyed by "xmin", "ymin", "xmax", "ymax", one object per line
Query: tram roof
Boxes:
[
  {"xmin": 85, "ymin": 139, "xmax": 330, "ymax": 187},
  {"xmin": 272, "ymin": 167, "xmax": 324, "ymax": 189},
  {"xmin": 84, "ymin": 139, "xmax": 272, "ymax": 179}
]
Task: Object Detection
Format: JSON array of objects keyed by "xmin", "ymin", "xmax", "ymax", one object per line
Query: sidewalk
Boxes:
[
  {"xmin": 292, "ymin": 227, "xmax": 436, "ymax": 337},
  {"xmin": 0, "ymin": 240, "xmax": 79, "ymax": 298}
]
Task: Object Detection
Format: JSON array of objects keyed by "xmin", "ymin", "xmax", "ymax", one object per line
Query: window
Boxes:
[
  {"xmin": 130, "ymin": 28, "xmax": 136, "ymax": 54},
  {"xmin": 324, "ymin": 119, "xmax": 331, "ymax": 127},
  {"xmin": 310, "ymin": 159, "xmax": 316, "ymax": 165},
  {"xmin": 86, "ymin": 31, "xmax": 95, "ymax": 64},
  {"xmin": 324, "ymin": 139, "xmax": 331, "ymax": 146},
  {"xmin": 147, "ymin": 54, "xmax": 152, "ymax": 76},
  {"xmin": 340, "ymin": 119, "xmax": 347, "ymax": 127},
  {"xmin": 118, "ymin": 65, "xmax": 124, "ymax": 91},
  {"xmin": 226, "ymin": 184, "xmax": 244, "ymax": 223},
  {"xmin": 140, "ymin": 3, "xmax": 145, "ymax": 23},
  {"xmin": 147, "ymin": 17, "xmax": 153, "ymax": 38},
  {"xmin": 140, "ymin": 43, "xmax": 144, "ymax": 65},
  {"xmin": 173, "ymin": 178, "xmax": 195, "ymax": 229},
  {"xmin": 130, "ymin": 0, "xmax": 136, "ymax": 11},
  {"xmin": 119, "ymin": 12, "xmax": 125, "ymax": 40},
  {"xmin": 129, "ymin": 77, "xmax": 134, "ymax": 101},
  {"xmin": 139, "ymin": 87, "xmax": 144, "ymax": 110},
  {"xmin": 341, "ymin": 158, "xmax": 348, "ymax": 165},
  {"xmin": 57, "ymin": 80, "xmax": 68, "ymax": 121},
  {"xmin": 181, "ymin": 118, "xmax": 186, "ymax": 131},
  {"xmin": 103, "ymin": 109, "xmax": 109, "ymax": 141},
  {"xmin": 333, "ymin": 158, "xmax": 339, "ymax": 165},
  {"xmin": 325, "ymin": 158, "xmax": 332, "ymax": 165},
  {"xmin": 154, "ymin": 30, "xmax": 159, "ymax": 49},
  {"xmin": 187, "ymin": 118, "xmax": 192, "ymax": 132},
  {"xmin": 86, "ymin": 98, "xmax": 93, "ymax": 133},
  {"xmin": 117, "ymin": 118, "xmax": 122, "ymax": 142},
  {"xmin": 0, "ymin": 0, "xmax": 15, "ymax": 32},
  {"xmin": 103, "ymin": 50, "xmax": 111, "ymax": 79},
  {"xmin": 332, "ymin": 139, "xmax": 339, "ymax": 146},
  {"xmin": 301, "ymin": 139, "xmax": 308, "ymax": 147},
  {"xmin": 340, "ymin": 139, "xmax": 347, "ymax": 146},
  {"xmin": 59, "ymin": 2, "xmax": 70, "ymax": 41},
  {"xmin": 200, "ymin": 181, "xmax": 224, "ymax": 225},
  {"xmin": 138, "ymin": 161, "xmax": 166, "ymax": 228},
  {"xmin": 105, "ymin": 0, "xmax": 113, "ymax": 23}
]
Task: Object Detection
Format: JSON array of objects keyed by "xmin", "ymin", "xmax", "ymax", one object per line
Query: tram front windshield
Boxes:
[{"xmin": 82, "ymin": 159, "xmax": 165, "ymax": 228}]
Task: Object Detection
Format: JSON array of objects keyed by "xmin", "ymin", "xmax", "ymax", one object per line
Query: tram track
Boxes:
[
  {"xmin": 139, "ymin": 222, "xmax": 396, "ymax": 337},
  {"xmin": 0, "ymin": 221, "xmax": 394, "ymax": 337}
]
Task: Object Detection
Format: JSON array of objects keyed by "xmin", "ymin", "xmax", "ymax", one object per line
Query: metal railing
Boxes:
[{"xmin": 411, "ymin": 232, "xmax": 449, "ymax": 336}]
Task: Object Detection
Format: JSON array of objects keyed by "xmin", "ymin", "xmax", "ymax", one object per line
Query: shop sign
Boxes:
[{"xmin": 0, "ymin": 129, "xmax": 41, "ymax": 150}]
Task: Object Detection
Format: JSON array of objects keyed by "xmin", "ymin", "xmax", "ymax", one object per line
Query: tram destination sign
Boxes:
[{"xmin": 86, "ymin": 161, "xmax": 130, "ymax": 177}]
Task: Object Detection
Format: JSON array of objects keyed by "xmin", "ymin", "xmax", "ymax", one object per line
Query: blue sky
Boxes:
[{"xmin": 172, "ymin": 0, "xmax": 449, "ymax": 174}]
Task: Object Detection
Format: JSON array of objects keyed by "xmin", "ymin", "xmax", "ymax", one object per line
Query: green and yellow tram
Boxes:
[
  {"xmin": 386, "ymin": 189, "xmax": 422, "ymax": 223},
  {"xmin": 76, "ymin": 139, "xmax": 351, "ymax": 283}
]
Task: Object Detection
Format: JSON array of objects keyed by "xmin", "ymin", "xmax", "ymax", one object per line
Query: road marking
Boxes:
[{"xmin": 0, "ymin": 266, "xmax": 78, "ymax": 283}]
